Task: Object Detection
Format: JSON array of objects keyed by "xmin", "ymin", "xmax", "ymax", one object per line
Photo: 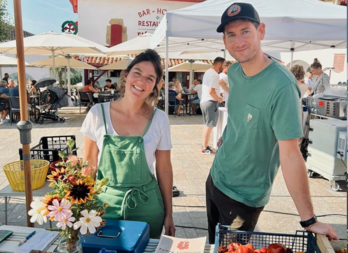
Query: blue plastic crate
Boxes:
[{"xmin": 214, "ymin": 223, "xmax": 320, "ymax": 253}]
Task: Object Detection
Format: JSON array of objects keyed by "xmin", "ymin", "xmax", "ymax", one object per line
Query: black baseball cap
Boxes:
[{"xmin": 217, "ymin": 2, "xmax": 260, "ymax": 33}]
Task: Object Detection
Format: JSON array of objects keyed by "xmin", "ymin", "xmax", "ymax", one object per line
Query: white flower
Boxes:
[
  {"xmin": 73, "ymin": 210, "xmax": 102, "ymax": 235},
  {"xmin": 56, "ymin": 211, "xmax": 75, "ymax": 230},
  {"xmin": 28, "ymin": 198, "xmax": 47, "ymax": 225}
]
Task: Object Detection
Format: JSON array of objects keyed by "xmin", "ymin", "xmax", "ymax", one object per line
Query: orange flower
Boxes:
[
  {"xmin": 47, "ymin": 168, "xmax": 68, "ymax": 187},
  {"xmin": 40, "ymin": 194, "xmax": 60, "ymax": 216},
  {"xmin": 65, "ymin": 179, "xmax": 94, "ymax": 204}
]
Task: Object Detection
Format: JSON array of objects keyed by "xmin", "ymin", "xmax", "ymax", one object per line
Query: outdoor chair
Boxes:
[
  {"xmin": 79, "ymin": 91, "xmax": 93, "ymax": 114},
  {"xmin": 98, "ymin": 94, "xmax": 114, "ymax": 103},
  {"xmin": 8, "ymin": 96, "xmax": 30, "ymax": 125},
  {"xmin": 168, "ymin": 92, "xmax": 178, "ymax": 117}
]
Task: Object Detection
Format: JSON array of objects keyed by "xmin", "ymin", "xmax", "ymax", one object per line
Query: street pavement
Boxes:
[{"xmin": 0, "ymin": 106, "xmax": 346, "ymax": 242}]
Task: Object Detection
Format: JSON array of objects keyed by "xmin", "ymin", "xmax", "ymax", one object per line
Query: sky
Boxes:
[{"xmin": 6, "ymin": 0, "xmax": 78, "ymax": 35}]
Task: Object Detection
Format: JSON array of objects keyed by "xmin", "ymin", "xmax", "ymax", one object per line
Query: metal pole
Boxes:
[
  {"xmin": 165, "ymin": 36, "xmax": 169, "ymax": 115},
  {"xmin": 13, "ymin": 0, "xmax": 33, "ymax": 227},
  {"xmin": 189, "ymin": 60, "xmax": 194, "ymax": 88},
  {"xmin": 67, "ymin": 55, "xmax": 72, "ymax": 96}
]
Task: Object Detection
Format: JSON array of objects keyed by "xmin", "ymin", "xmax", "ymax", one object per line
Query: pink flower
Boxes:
[
  {"xmin": 48, "ymin": 198, "xmax": 71, "ymax": 221},
  {"xmin": 56, "ymin": 211, "xmax": 75, "ymax": 230},
  {"xmin": 81, "ymin": 165, "xmax": 97, "ymax": 177},
  {"xmin": 67, "ymin": 155, "xmax": 79, "ymax": 167}
]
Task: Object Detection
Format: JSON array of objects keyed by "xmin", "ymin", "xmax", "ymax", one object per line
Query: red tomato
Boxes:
[
  {"xmin": 267, "ymin": 244, "xmax": 287, "ymax": 253},
  {"xmin": 255, "ymin": 250, "xmax": 261, "ymax": 253},
  {"xmin": 260, "ymin": 248, "xmax": 268, "ymax": 253},
  {"xmin": 218, "ymin": 246, "xmax": 228, "ymax": 253},
  {"xmin": 235, "ymin": 245, "xmax": 254, "ymax": 253},
  {"xmin": 245, "ymin": 244, "xmax": 255, "ymax": 251}
]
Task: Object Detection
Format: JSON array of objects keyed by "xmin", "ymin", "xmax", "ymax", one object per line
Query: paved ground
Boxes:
[{"xmin": 0, "ymin": 106, "xmax": 346, "ymax": 242}]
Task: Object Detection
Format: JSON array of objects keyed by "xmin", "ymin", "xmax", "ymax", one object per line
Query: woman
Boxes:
[
  {"xmin": 28, "ymin": 80, "xmax": 37, "ymax": 94},
  {"xmin": 310, "ymin": 58, "xmax": 330, "ymax": 95},
  {"xmin": 80, "ymin": 49, "xmax": 175, "ymax": 238}
]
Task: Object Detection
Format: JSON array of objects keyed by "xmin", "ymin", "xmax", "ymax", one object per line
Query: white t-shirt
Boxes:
[
  {"xmin": 80, "ymin": 102, "xmax": 172, "ymax": 174},
  {"xmin": 192, "ymin": 84, "xmax": 202, "ymax": 100},
  {"xmin": 305, "ymin": 77, "xmax": 314, "ymax": 88},
  {"xmin": 200, "ymin": 68, "xmax": 220, "ymax": 103},
  {"xmin": 219, "ymin": 72, "xmax": 229, "ymax": 102}
]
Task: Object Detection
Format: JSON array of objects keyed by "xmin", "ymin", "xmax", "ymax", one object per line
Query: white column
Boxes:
[{"xmin": 165, "ymin": 36, "xmax": 169, "ymax": 115}]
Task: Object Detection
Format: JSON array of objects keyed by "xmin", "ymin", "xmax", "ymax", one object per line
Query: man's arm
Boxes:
[
  {"xmin": 279, "ymin": 139, "xmax": 338, "ymax": 240},
  {"xmin": 208, "ymin": 88, "xmax": 223, "ymax": 103}
]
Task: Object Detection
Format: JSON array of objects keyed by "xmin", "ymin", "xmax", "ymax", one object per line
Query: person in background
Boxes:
[
  {"xmin": 190, "ymin": 79, "xmax": 202, "ymax": 115},
  {"xmin": 2, "ymin": 73, "xmax": 9, "ymax": 84},
  {"xmin": 118, "ymin": 70, "xmax": 126, "ymax": 95},
  {"xmin": 200, "ymin": 57, "xmax": 225, "ymax": 154},
  {"xmin": 168, "ymin": 81, "xmax": 183, "ymax": 115},
  {"xmin": 104, "ymin": 79, "xmax": 116, "ymax": 91},
  {"xmin": 218, "ymin": 61, "xmax": 233, "ymax": 107},
  {"xmin": 28, "ymin": 80, "xmax": 37, "ymax": 94},
  {"xmin": 303, "ymin": 68, "xmax": 314, "ymax": 97},
  {"xmin": 83, "ymin": 79, "xmax": 99, "ymax": 94},
  {"xmin": 290, "ymin": 65, "xmax": 307, "ymax": 149},
  {"xmin": 207, "ymin": 2, "xmax": 337, "ymax": 244},
  {"xmin": 172, "ymin": 76, "xmax": 183, "ymax": 93},
  {"xmin": 0, "ymin": 80, "xmax": 9, "ymax": 123},
  {"xmin": 290, "ymin": 65, "xmax": 308, "ymax": 99},
  {"xmin": 81, "ymin": 49, "xmax": 175, "ymax": 239},
  {"xmin": 310, "ymin": 58, "xmax": 330, "ymax": 95}
]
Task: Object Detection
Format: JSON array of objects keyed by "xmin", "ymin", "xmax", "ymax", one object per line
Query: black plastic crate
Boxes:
[
  {"xmin": 215, "ymin": 224, "xmax": 320, "ymax": 253},
  {"xmin": 19, "ymin": 135, "xmax": 77, "ymax": 163}
]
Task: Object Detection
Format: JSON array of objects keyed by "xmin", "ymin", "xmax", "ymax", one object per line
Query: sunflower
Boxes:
[
  {"xmin": 65, "ymin": 179, "xmax": 94, "ymax": 204},
  {"xmin": 47, "ymin": 168, "xmax": 68, "ymax": 187},
  {"xmin": 39, "ymin": 194, "xmax": 60, "ymax": 216}
]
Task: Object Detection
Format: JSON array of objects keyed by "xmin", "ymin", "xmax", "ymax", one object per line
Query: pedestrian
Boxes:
[
  {"xmin": 80, "ymin": 49, "xmax": 175, "ymax": 239},
  {"xmin": 2, "ymin": 73, "xmax": 9, "ymax": 84},
  {"xmin": 200, "ymin": 57, "xmax": 225, "ymax": 154},
  {"xmin": 206, "ymin": 2, "xmax": 337, "ymax": 244},
  {"xmin": 304, "ymin": 67, "xmax": 314, "ymax": 98},
  {"xmin": 310, "ymin": 58, "xmax": 330, "ymax": 95},
  {"xmin": 218, "ymin": 61, "xmax": 233, "ymax": 107},
  {"xmin": 189, "ymin": 78, "xmax": 202, "ymax": 115}
]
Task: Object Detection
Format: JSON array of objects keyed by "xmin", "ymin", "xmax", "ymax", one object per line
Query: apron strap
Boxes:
[
  {"xmin": 141, "ymin": 108, "xmax": 157, "ymax": 137},
  {"xmin": 100, "ymin": 103, "xmax": 108, "ymax": 134}
]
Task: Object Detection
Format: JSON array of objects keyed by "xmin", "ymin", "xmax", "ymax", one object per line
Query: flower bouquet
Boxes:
[{"xmin": 28, "ymin": 140, "xmax": 108, "ymax": 253}]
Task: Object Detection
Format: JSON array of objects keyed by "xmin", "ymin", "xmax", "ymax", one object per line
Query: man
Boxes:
[
  {"xmin": 104, "ymin": 79, "xmax": 116, "ymax": 91},
  {"xmin": 168, "ymin": 81, "xmax": 183, "ymax": 115},
  {"xmin": 2, "ymin": 73, "xmax": 9, "ymax": 84},
  {"xmin": 0, "ymin": 80, "xmax": 9, "ymax": 123},
  {"xmin": 218, "ymin": 61, "xmax": 233, "ymax": 106},
  {"xmin": 206, "ymin": 2, "xmax": 337, "ymax": 244},
  {"xmin": 200, "ymin": 57, "xmax": 225, "ymax": 154},
  {"xmin": 304, "ymin": 68, "xmax": 314, "ymax": 98},
  {"xmin": 190, "ymin": 79, "xmax": 202, "ymax": 115}
]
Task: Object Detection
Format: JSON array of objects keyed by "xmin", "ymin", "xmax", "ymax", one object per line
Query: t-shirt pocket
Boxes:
[{"xmin": 243, "ymin": 104, "xmax": 260, "ymax": 130}]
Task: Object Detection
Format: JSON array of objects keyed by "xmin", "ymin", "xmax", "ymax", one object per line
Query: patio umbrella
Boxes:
[
  {"xmin": 168, "ymin": 60, "xmax": 211, "ymax": 87},
  {"xmin": 0, "ymin": 54, "xmax": 29, "ymax": 79},
  {"xmin": 30, "ymin": 55, "xmax": 96, "ymax": 88},
  {"xmin": 105, "ymin": 33, "xmax": 153, "ymax": 56},
  {"xmin": 168, "ymin": 61, "xmax": 210, "ymax": 72},
  {"xmin": 0, "ymin": 32, "xmax": 107, "ymax": 95},
  {"xmin": 35, "ymin": 78, "xmax": 56, "ymax": 89},
  {"xmin": 100, "ymin": 57, "xmax": 133, "ymax": 70}
]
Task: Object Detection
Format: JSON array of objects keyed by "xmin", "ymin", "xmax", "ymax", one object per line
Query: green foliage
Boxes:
[{"xmin": 0, "ymin": 0, "xmax": 12, "ymax": 42}]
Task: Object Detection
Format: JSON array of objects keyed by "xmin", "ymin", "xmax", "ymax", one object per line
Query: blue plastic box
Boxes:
[{"xmin": 80, "ymin": 219, "xmax": 150, "ymax": 253}]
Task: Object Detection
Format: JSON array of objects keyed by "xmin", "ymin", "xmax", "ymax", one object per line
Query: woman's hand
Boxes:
[{"xmin": 164, "ymin": 215, "xmax": 176, "ymax": 236}]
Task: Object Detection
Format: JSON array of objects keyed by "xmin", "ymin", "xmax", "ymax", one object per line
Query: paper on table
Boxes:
[
  {"xmin": 155, "ymin": 235, "xmax": 206, "ymax": 253},
  {"xmin": 16, "ymin": 231, "xmax": 60, "ymax": 253}
]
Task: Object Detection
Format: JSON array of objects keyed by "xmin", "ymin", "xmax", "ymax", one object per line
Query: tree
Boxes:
[{"xmin": 0, "ymin": 0, "xmax": 12, "ymax": 42}]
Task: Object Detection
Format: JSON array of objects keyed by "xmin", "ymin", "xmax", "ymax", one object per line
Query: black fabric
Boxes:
[
  {"xmin": 206, "ymin": 173, "xmax": 264, "ymax": 244},
  {"xmin": 217, "ymin": 2, "xmax": 260, "ymax": 33}
]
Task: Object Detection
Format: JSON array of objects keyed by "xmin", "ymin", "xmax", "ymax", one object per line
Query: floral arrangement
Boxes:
[{"xmin": 28, "ymin": 140, "xmax": 108, "ymax": 249}]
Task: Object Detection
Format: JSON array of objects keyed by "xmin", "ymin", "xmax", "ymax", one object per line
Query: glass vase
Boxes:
[{"xmin": 57, "ymin": 230, "xmax": 82, "ymax": 253}]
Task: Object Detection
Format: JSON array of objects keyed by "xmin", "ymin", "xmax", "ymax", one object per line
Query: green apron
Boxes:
[{"xmin": 97, "ymin": 104, "xmax": 165, "ymax": 238}]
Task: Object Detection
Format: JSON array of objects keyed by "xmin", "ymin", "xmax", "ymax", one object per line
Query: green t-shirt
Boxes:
[{"xmin": 211, "ymin": 61, "xmax": 303, "ymax": 208}]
